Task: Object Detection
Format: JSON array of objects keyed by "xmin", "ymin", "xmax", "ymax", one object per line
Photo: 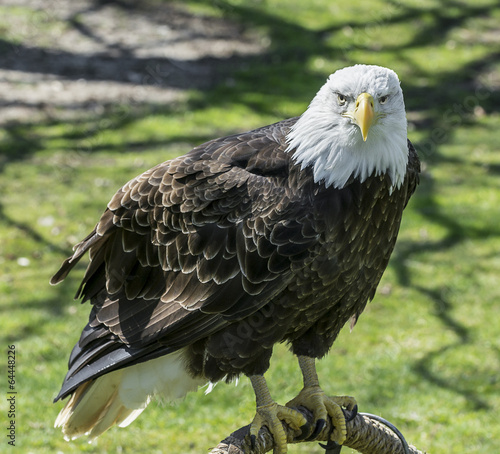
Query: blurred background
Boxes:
[{"xmin": 1, "ymin": 1, "xmax": 499, "ymax": 453}]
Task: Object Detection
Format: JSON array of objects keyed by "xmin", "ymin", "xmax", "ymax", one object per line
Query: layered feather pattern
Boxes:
[{"xmin": 53, "ymin": 67, "xmax": 420, "ymax": 441}]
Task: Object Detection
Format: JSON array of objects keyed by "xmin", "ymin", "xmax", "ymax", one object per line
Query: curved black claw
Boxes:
[
  {"xmin": 319, "ymin": 439, "xmax": 342, "ymax": 454},
  {"xmin": 307, "ymin": 418, "xmax": 326, "ymax": 441},
  {"xmin": 250, "ymin": 434, "xmax": 256, "ymax": 450},
  {"xmin": 345, "ymin": 404, "xmax": 358, "ymax": 422},
  {"xmin": 293, "ymin": 421, "xmax": 311, "ymax": 441}
]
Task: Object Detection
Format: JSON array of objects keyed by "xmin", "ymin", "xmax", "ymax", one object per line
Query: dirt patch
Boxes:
[{"xmin": 0, "ymin": 0, "xmax": 266, "ymax": 124}]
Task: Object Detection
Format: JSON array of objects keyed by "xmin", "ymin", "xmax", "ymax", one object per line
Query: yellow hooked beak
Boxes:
[{"xmin": 353, "ymin": 92, "xmax": 375, "ymax": 141}]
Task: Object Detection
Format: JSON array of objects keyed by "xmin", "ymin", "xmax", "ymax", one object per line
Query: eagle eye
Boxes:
[
  {"xmin": 379, "ymin": 95, "xmax": 389, "ymax": 104},
  {"xmin": 336, "ymin": 93, "xmax": 347, "ymax": 106}
]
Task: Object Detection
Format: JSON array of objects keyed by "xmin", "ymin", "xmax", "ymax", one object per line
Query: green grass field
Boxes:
[{"xmin": 1, "ymin": 1, "xmax": 499, "ymax": 452}]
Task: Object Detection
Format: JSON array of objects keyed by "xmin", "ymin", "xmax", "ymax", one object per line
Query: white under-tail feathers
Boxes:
[{"xmin": 55, "ymin": 348, "xmax": 206, "ymax": 441}]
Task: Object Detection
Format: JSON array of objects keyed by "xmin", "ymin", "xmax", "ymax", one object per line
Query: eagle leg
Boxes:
[
  {"xmin": 285, "ymin": 356, "xmax": 356, "ymax": 445},
  {"xmin": 249, "ymin": 374, "xmax": 308, "ymax": 454}
]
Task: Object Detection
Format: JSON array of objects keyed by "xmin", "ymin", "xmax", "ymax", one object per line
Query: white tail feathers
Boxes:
[{"xmin": 55, "ymin": 348, "xmax": 205, "ymax": 441}]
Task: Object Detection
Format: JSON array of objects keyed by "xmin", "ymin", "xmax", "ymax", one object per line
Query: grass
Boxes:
[{"xmin": 1, "ymin": 0, "xmax": 499, "ymax": 452}]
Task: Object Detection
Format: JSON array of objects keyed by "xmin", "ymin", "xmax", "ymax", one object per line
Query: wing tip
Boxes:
[
  {"xmin": 50, "ymin": 230, "xmax": 106, "ymax": 286},
  {"xmin": 50, "ymin": 261, "xmax": 71, "ymax": 286}
]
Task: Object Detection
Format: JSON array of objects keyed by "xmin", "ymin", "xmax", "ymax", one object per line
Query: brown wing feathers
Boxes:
[{"xmin": 53, "ymin": 119, "xmax": 321, "ymax": 400}]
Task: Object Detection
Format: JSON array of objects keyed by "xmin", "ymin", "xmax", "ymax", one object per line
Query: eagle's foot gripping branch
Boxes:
[
  {"xmin": 249, "ymin": 375, "xmax": 308, "ymax": 454},
  {"xmin": 292, "ymin": 356, "xmax": 357, "ymax": 446},
  {"xmin": 250, "ymin": 400, "xmax": 308, "ymax": 454},
  {"xmin": 286, "ymin": 386, "xmax": 357, "ymax": 445}
]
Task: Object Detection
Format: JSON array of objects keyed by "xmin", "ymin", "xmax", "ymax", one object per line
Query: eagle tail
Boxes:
[
  {"xmin": 54, "ymin": 369, "xmax": 147, "ymax": 441},
  {"xmin": 55, "ymin": 349, "xmax": 205, "ymax": 441}
]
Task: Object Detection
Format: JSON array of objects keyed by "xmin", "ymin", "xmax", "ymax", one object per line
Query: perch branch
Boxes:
[{"xmin": 209, "ymin": 406, "xmax": 426, "ymax": 454}]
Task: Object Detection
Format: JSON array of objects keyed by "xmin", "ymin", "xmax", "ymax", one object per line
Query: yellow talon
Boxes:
[
  {"xmin": 286, "ymin": 356, "xmax": 357, "ymax": 444},
  {"xmin": 249, "ymin": 375, "xmax": 307, "ymax": 454},
  {"xmin": 323, "ymin": 395, "xmax": 357, "ymax": 444},
  {"xmin": 247, "ymin": 357, "xmax": 356, "ymax": 453},
  {"xmin": 249, "ymin": 401, "xmax": 306, "ymax": 454},
  {"xmin": 286, "ymin": 386, "xmax": 356, "ymax": 444}
]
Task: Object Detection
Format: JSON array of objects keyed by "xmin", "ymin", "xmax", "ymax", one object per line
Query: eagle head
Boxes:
[{"xmin": 286, "ymin": 65, "xmax": 409, "ymax": 190}]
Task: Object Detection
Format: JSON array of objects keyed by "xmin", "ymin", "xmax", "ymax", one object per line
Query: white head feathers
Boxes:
[{"xmin": 286, "ymin": 65, "xmax": 408, "ymax": 190}]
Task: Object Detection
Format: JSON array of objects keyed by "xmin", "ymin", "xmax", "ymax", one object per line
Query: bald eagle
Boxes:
[{"xmin": 53, "ymin": 65, "xmax": 419, "ymax": 453}]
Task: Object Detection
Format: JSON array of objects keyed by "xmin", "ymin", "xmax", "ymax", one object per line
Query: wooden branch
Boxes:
[{"xmin": 209, "ymin": 407, "xmax": 426, "ymax": 454}]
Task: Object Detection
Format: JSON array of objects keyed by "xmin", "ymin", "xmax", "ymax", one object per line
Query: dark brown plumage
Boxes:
[
  {"xmin": 53, "ymin": 65, "xmax": 420, "ymax": 450},
  {"xmin": 53, "ymin": 117, "xmax": 418, "ymax": 397}
]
